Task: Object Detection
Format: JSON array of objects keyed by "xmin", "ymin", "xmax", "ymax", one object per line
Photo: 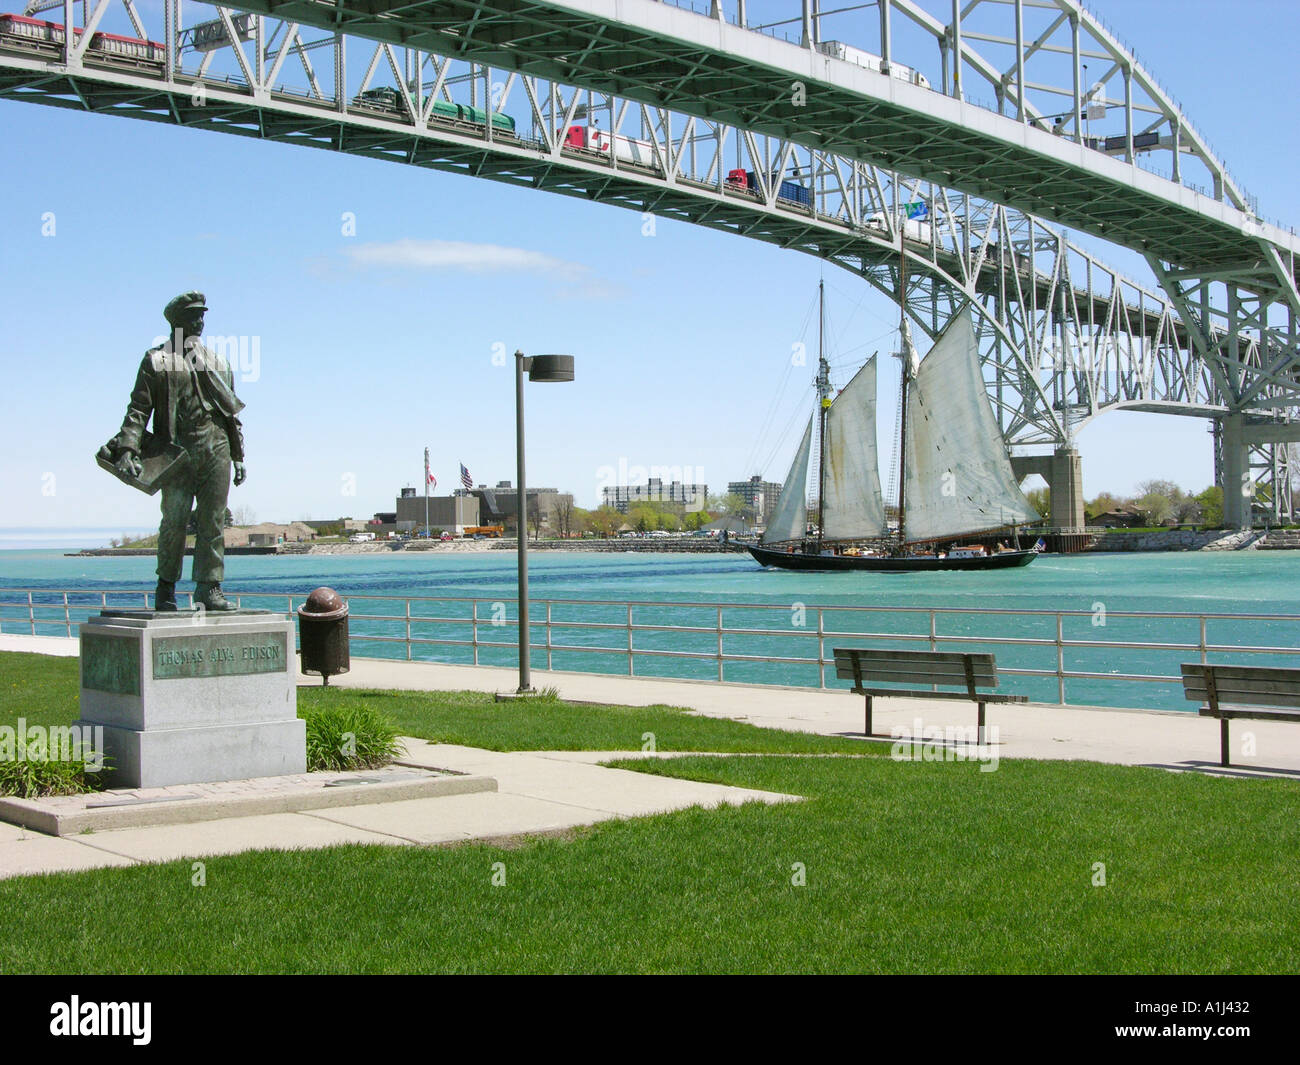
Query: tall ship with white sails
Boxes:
[{"xmin": 747, "ymin": 282, "xmax": 1040, "ymax": 572}]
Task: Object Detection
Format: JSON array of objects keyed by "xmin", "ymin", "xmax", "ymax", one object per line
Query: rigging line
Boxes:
[
  {"xmin": 758, "ymin": 361, "xmax": 815, "ymax": 465},
  {"xmin": 740, "ymin": 357, "xmax": 797, "ymax": 477},
  {"xmin": 823, "ymin": 276, "xmax": 898, "ymax": 335},
  {"xmin": 756, "ymin": 383, "xmax": 814, "ymax": 483},
  {"xmin": 740, "ymin": 290, "xmax": 820, "ymax": 475}
]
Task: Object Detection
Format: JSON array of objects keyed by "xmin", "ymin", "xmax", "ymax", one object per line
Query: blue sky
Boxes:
[{"xmin": 1, "ymin": 0, "xmax": 1296, "ymax": 535}]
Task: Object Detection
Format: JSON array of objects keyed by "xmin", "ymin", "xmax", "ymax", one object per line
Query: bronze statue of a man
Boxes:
[{"xmin": 103, "ymin": 292, "xmax": 247, "ymax": 611}]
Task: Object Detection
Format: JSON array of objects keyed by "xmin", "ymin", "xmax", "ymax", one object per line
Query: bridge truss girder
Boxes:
[{"xmin": 2, "ymin": 0, "xmax": 1294, "ymax": 515}]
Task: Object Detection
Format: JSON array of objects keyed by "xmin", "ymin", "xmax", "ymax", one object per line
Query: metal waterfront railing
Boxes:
[{"xmin": 2, "ymin": 587, "xmax": 1298, "ymax": 710}]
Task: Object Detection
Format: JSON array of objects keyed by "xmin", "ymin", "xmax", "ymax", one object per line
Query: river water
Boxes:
[{"xmin": 0, "ymin": 548, "xmax": 1295, "ymax": 710}]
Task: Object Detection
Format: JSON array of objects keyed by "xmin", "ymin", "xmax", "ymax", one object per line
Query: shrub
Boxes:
[
  {"xmin": 300, "ymin": 702, "xmax": 402, "ymax": 772},
  {"xmin": 0, "ymin": 757, "xmax": 106, "ymax": 798}
]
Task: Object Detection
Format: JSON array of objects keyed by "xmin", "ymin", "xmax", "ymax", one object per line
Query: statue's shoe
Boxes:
[
  {"xmin": 195, "ymin": 583, "xmax": 236, "ymax": 611},
  {"xmin": 154, "ymin": 581, "xmax": 178, "ymax": 612}
]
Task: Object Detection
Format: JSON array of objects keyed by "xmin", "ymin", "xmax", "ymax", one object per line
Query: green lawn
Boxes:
[
  {"xmin": 0, "ymin": 652, "xmax": 81, "ymax": 730},
  {"xmin": 1, "ymin": 651, "xmax": 1298, "ymax": 973},
  {"xmin": 0, "ymin": 651, "xmax": 879, "ymax": 754},
  {"xmin": 296, "ymin": 686, "xmax": 882, "ymax": 754},
  {"xmin": 2, "ymin": 756, "xmax": 1298, "ymax": 973}
]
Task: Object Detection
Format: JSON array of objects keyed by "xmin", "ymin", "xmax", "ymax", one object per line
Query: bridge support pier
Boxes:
[
  {"xmin": 1048, "ymin": 448, "xmax": 1085, "ymax": 531},
  {"xmin": 1011, "ymin": 447, "xmax": 1085, "ymax": 531},
  {"xmin": 1220, "ymin": 415, "xmax": 1300, "ymax": 527},
  {"xmin": 1219, "ymin": 414, "xmax": 1251, "ymax": 530}
]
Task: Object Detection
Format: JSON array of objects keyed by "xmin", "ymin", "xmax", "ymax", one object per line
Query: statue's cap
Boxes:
[{"xmin": 163, "ymin": 291, "xmax": 208, "ymax": 325}]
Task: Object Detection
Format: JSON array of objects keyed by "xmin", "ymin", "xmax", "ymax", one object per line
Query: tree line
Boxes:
[{"xmin": 1023, "ymin": 480, "xmax": 1226, "ymax": 527}]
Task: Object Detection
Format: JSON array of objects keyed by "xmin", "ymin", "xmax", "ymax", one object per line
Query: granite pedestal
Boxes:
[{"xmin": 77, "ymin": 609, "xmax": 305, "ymax": 788}]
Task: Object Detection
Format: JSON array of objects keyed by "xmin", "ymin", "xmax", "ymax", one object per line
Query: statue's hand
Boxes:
[
  {"xmin": 233, "ymin": 462, "xmax": 247, "ymax": 486},
  {"xmin": 114, "ymin": 451, "xmax": 143, "ymax": 480}
]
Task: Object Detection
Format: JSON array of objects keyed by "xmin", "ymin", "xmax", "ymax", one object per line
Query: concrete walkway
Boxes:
[
  {"xmin": 0, "ymin": 741, "xmax": 798, "ymax": 880},
  {"xmin": 2, "ymin": 633, "xmax": 1298, "ymax": 881}
]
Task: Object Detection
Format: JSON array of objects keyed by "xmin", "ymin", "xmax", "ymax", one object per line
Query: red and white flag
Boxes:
[{"xmin": 425, "ymin": 448, "xmax": 436, "ymax": 490}]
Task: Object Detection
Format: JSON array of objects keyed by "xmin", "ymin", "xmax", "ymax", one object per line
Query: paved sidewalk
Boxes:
[{"xmin": 0, "ymin": 743, "xmax": 797, "ymax": 880}]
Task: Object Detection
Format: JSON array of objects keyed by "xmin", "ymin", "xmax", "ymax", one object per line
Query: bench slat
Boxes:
[
  {"xmin": 1180, "ymin": 664, "xmax": 1300, "ymax": 708},
  {"xmin": 1181, "ymin": 663, "xmax": 1300, "ymax": 686},
  {"xmin": 832, "ymin": 658, "xmax": 996, "ymax": 677},
  {"xmin": 833, "ymin": 649, "xmax": 998, "ymax": 688},
  {"xmin": 1197, "ymin": 707, "xmax": 1300, "ymax": 723},
  {"xmin": 835, "ymin": 671, "xmax": 999, "ymax": 690},
  {"xmin": 1182, "ymin": 684, "xmax": 1300, "ymax": 709},
  {"xmin": 851, "ymin": 687, "xmax": 1027, "ymax": 704},
  {"xmin": 832, "ymin": 663, "xmax": 993, "ymax": 686},
  {"xmin": 834, "ymin": 649, "xmax": 995, "ymax": 669}
]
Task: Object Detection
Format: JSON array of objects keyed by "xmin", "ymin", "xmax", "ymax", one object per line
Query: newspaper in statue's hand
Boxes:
[{"xmin": 96, "ymin": 430, "xmax": 191, "ymax": 496}]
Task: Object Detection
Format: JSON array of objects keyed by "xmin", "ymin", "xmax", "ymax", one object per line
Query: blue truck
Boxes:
[{"xmin": 743, "ymin": 171, "xmax": 813, "ymax": 209}]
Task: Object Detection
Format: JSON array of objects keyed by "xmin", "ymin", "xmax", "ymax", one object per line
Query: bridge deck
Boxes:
[{"xmin": 238, "ymin": 0, "xmax": 1298, "ymax": 280}]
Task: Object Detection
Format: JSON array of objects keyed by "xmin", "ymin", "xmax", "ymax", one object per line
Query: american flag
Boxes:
[{"xmin": 460, "ymin": 463, "xmax": 473, "ymax": 490}]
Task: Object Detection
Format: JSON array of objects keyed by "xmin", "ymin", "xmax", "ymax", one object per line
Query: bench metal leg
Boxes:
[
  {"xmin": 977, "ymin": 701, "xmax": 986, "ymax": 746},
  {"xmin": 1221, "ymin": 717, "xmax": 1230, "ymax": 768},
  {"xmin": 865, "ymin": 694, "xmax": 873, "ymax": 737}
]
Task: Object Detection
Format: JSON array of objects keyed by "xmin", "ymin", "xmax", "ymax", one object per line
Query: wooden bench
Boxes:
[
  {"xmin": 1180, "ymin": 663, "xmax": 1300, "ymax": 767},
  {"xmin": 833, "ymin": 647, "xmax": 1027, "ymax": 741}
]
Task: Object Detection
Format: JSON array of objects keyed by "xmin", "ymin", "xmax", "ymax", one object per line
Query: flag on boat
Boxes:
[
  {"xmin": 1034, "ymin": 537, "xmax": 1047, "ymax": 552},
  {"xmin": 460, "ymin": 463, "xmax": 473, "ymax": 489}
]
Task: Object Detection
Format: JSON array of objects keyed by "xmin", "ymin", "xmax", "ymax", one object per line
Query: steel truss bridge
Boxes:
[{"xmin": 2, "ymin": 0, "xmax": 1296, "ymax": 524}]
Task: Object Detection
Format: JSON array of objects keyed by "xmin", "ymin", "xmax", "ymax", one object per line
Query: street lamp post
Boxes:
[{"xmin": 514, "ymin": 350, "xmax": 575, "ymax": 693}]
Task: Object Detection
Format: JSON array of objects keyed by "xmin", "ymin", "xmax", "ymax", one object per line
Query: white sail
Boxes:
[
  {"xmin": 763, "ymin": 416, "xmax": 814, "ymax": 543},
  {"xmin": 903, "ymin": 308, "xmax": 1037, "ymax": 542},
  {"xmin": 821, "ymin": 357, "xmax": 888, "ymax": 539}
]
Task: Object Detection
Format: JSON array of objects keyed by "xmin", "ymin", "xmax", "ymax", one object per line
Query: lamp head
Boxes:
[{"xmin": 525, "ymin": 354, "xmax": 575, "ymax": 383}]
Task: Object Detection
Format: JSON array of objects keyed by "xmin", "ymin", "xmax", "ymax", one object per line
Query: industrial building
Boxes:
[
  {"xmin": 395, "ymin": 486, "xmax": 480, "ymax": 534},
  {"xmin": 454, "ymin": 482, "xmax": 573, "ymax": 533},
  {"xmin": 601, "ymin": 478, "xmax": 708, "ymax": 513}
]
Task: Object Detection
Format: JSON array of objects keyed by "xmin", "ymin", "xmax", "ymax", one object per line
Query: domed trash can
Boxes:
[{"xmin": 297, "ymin": 586, "xmax": 350, "ymax": 685}]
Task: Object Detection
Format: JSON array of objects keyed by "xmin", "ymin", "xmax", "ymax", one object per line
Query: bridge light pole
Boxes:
[{"xmin": 513, "ymin": 351, "xmax": 575, "ymax": 694}]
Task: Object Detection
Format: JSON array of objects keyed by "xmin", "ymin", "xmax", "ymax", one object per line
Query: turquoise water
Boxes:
[{"xmin": 0, "ymin": 549, "xmax": 1296, "ymax": 710}]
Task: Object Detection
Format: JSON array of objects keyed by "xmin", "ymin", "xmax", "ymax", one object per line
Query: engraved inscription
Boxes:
[
  {"xmin": 153, "ymin": 631, "xmax": 288, "ymax": 679},
  {"xmin": 81, "ymin": 632, "xmax": 142, "ymax": 695}
]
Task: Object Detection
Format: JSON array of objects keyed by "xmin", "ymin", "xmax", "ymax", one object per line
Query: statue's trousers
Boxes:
[{"xmin": 156, "ymin": 421, "xmax": 231, "ymax": 584}]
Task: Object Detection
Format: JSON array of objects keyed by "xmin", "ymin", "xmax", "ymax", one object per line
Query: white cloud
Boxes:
[{"xmin": 344, "ymin": 238, "xmax": 587, "ymax": 280}]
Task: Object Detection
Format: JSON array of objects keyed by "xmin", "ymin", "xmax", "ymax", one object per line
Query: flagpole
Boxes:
[{"xmin": 424, "ymin": 447, "xmax": 430, "ymax": 539}]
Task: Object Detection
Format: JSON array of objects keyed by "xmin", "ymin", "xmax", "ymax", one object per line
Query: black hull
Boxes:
[{"xmin": 746, "ymin": 544, "xmax": 1037, "ymax": 572}]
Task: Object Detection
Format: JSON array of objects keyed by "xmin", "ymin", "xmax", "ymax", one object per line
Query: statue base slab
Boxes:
[{"xmin": 78, "ymin": 610, "xmax": 305, "ymax": 788}]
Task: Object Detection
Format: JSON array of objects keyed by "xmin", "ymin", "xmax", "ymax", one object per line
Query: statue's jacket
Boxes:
[{"xmin": 113, "ymin": 342, "xmax": 246, "ymax": 462}]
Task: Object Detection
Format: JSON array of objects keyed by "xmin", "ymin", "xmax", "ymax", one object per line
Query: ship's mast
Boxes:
[
  {"xmin": 814, "ymin": 279, "xmax": 832, "ymax": 549},
  {"xmin": 896, "ymin": 225, "xmax": 909, "ymax": 550}
]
